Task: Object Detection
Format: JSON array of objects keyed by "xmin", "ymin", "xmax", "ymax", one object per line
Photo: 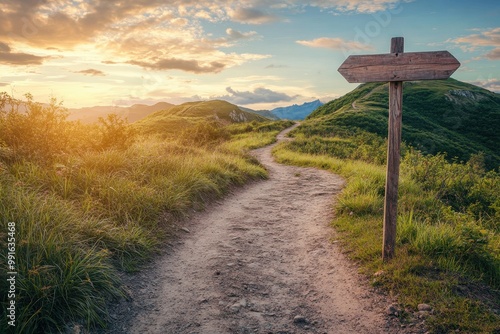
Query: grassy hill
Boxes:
[
  {"xmin": 135, "ymin": 100, "xmax": 269, "ymax": 135},
  {"xmin": 68, "ymin": 102, "xmax": 175, "ymax": 123},
  {"xmin": 305, "ymin": 78, "xmax": 500, "ymax": 169}
]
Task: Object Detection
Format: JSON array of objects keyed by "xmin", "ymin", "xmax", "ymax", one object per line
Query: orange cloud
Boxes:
[
  {"xmin": 0, "ymin": 42, "xmax": 46, "ymax": 65},
  {"xmin": 75, "ymin": 69, "xmax": 106, "ymax": 76},
  {"xmin": 0, "ymin": 0, "xmax": 408, "ymax": 74},
  {"xmin": 449, "ymin": 28, "xmax": 500, "ymax": 60},
  {"xmin": 297, "ymin": 37, "xmax": 374, "ymax": 51},
  {"xmin": 127, "ymin": 58, "xmax": 226, "ymax": 73}
]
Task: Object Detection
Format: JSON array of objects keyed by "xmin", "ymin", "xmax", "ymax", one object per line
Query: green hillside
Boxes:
[
  {"xmin": 305, "ymin": 78, "xmax": 500, "ymax": 169},
  {"xmin": 135, "ymin": 100, "xmax": 268, "ymax": 135}
]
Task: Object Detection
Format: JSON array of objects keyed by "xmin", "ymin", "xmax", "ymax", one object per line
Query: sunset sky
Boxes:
[{"xmin": 1, "ymin": 0, "xmax": 499, "ymax": 110}]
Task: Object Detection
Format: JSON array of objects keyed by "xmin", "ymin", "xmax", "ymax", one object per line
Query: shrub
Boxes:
[
  {"xmin": 97, "ymin": 114, "xmax": 136, "ymax": 150},
  {"xmin": 0, "ymin": 93, "xmax": 70, "ymax": 164}
]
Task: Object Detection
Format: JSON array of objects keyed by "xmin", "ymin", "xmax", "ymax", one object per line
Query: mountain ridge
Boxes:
[
  {"xmin": 135, "ymin": 100, "xmax": 269, "ymax": 135},
  {"xmin": 304, "ymin": 78, "xmax": 500, "ymax": 169},
  {"xmin": 271, "ymin": 99, "xmax": 323, "ymax": 120}
]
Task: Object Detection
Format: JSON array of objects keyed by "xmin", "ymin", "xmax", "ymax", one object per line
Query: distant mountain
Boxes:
[
  {"xmin": 305, "ymin": 78, "xmax": 500, "ymax": 169},
  {"xmin": 239, "ymin": 106, "xmax": 279, "ymax": 120},
  {"xmin": 270, "ymin": 100, "xmax": 323, "ymax": 120},
  {"xmin": 68, "ymin": 102, "xmax": 174, "ymax": 123},
  {"xmin": 135, "ymin": 100, "xmax": 269, "ymax": 135}
]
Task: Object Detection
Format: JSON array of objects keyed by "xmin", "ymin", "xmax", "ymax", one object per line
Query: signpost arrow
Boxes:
[
  {"xmin": 337, "ymin": 37, "xmax": 460, "ymax": 261},
  {"xmin": 338, "ymin": 51, "xmax": 460, "ymax": 83}
]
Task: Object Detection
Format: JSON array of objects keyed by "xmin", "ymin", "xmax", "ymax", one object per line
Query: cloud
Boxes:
[
  {"xmin": 485, "ymin": 48, "xmax": 500, "ymax": 61},
  {"xmin": 0, "ymin": 1, "xmax": 268, "ymax": 73},
  {"xmin": 305, "ymin": 0, "xmax": 412, "ymax": 13},
  {"xmin": 449, "ymin": 27, "xmax": 500, "ymax": 60},
  {"xmin": 265, "ymin": 64, "xmax": 289, "ymax": 69},
  {"xmin": 296, "ymin": 37, "xmax": 374, "ymax": 51},
  {"xmin": 75, "ymin": 69, "xmax": 106, "ymax": 76},
  {"xmin": 0, "ymin": 42, "xmax": 46, "ymax": 65},
  {"xmin": 229, "ymin": 7, "xmax": 280, "ymax": 24},
  {"xmin": 217, "ymin": 86, "xmax": 297, "ymax": 105},
  {"xmin": 128, "ymin": 58, "xmax": 226, "ymax": 73},
  {"xmin": 0, "ymin": 42, "xmax": 10, "ymax": 53},
  {"xmin": 0, "ymin": 0, "xmax": 407, "ymax": 74},
  {"xmin": 226, "ymin": 28, "xmax": 258, "ymax": 40},
  {"xmin": 470, "ymin": 79, "xmax": 500, "ymax": 93}
]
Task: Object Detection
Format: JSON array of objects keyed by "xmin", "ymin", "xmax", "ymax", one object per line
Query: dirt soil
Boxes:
[{"xmin": 101, "ymin": 125, "xmax": 424, "ymax": 334}]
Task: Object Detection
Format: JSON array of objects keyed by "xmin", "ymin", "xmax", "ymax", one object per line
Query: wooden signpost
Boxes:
[{"xmin": 338, "ymin": 37, "xmax": 460, "ymax": 261}]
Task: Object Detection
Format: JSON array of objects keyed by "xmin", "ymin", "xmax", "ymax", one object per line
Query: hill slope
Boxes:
[
  {"xmin": 239, "ymin": 106, "xmax": 279, "ymax": 120},
  {"xmin": 135, "ymin": 100, "xmax": 268, "ymax": 135},
  {"xmin": 305, "ymin": 78, "xmax": 500, "ymax": 169},
  {"xmin": 68, "ymin": 102, "xmax": 174, "ymax": 123}
]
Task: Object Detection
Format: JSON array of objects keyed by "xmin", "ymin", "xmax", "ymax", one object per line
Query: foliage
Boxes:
[
  {"xmin": 97, "ymin": 113, "xmax": 136, "ymax": 150},
  {"xmin": 0, "ymin": 93, "xmax": 70, "ymax": 163}
]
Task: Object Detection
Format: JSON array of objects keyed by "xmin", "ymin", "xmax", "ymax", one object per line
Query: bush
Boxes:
[
  {"xmin": 97, "ymin": 114, "xmax": 136, "ymax": 150},
  {"xmin": 0, "ymin": 93, "xmax": 70, "ymax": 164},
  {"xmin": 401, "ymin": 150, "xmax": 500, "ymax": 227}
]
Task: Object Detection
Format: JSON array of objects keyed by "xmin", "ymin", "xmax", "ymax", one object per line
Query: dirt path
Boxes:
[{"xmin": 103, "ymin": 125, "xmax": 412, "ymax": 334}]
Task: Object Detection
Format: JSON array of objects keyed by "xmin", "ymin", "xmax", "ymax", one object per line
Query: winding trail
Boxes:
[{"xmin": 105, "ymin": 125, "xmax": 408, "ymax": 334}]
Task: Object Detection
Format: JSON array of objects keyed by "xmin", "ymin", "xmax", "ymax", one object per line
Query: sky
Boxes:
[{"xmin": 0, "ymin": 0, "xmax": 499, "ymax": 110}]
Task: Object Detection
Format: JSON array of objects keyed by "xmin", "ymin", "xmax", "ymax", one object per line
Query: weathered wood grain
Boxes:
[
  {"xmin": 382, "ymin": 37, "xmax": 404, "ymax": 261},
  {"xmin": 338, "ymin": 50, "xmax": 460, "ymax": 83}
]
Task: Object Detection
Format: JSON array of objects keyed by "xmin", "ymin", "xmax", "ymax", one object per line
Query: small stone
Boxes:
[
  {"xmin": 293, "ymin": 315, "xmax": 308, "ymax": 324},
  {"xmin": 238, "ymin": 298, "xmax": 247, "ymax": 308},
  {"xmin": 72, "ymin": 325, "xmax": 81, "ymax": 334},
  {"xmin": 386, "ymin": 303, "xmax": 400, "ymax": 316},
  {"xmin": 374, "ymin": 270, "xmax": 385, "ymax": 277},
  {"xmin": 229, "ymin": 300, "xmax": 246, "ymax": 313},
  {"xmin": 181, "ymin": 227, "xmax": 190, "ymax": 233},
  {"xmin": 418, "ymin": 303, "xmax": 432, "ymax": 312},
  {"xmin": 417, "ymin": 311, "xmax": 430, "ymax": 319}
]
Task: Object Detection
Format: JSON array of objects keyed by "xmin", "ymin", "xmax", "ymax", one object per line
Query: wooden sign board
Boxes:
[
  {"xmin": 337, "ymin": 37, "xmax": 460, "ymax": 261},
  {"xmin": 338, "ymin": 51, "xmax": 460, "ymax": 83}
]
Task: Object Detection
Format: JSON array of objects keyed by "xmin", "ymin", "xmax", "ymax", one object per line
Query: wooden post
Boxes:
[
  {"xmin": 382, "ymin": 37, "xmax": 404, "ymax": 261},
  {"xmin": 337, "ymin": 37, "xmax": 460, "ymax": 261}
]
